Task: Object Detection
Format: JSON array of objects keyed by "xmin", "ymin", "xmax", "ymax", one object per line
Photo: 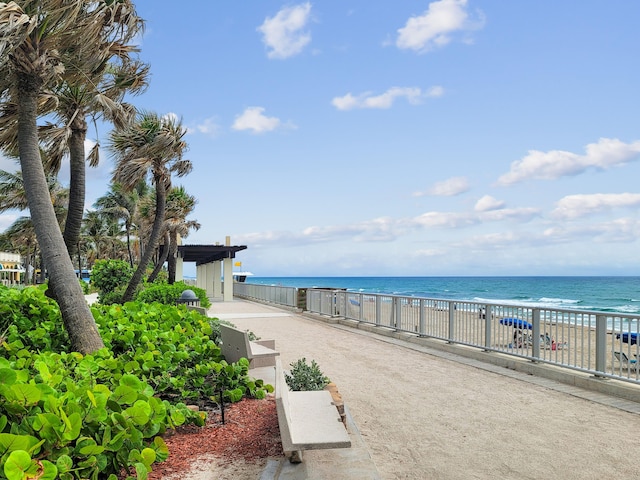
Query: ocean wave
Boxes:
[{"xmin": 539, "ymin": 297, "xmax": 579, "ymax": 304}]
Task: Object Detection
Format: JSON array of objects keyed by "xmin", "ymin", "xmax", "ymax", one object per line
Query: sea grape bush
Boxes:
[
  {"xmin": 135, "ymin": 281, "xmax": 211, "ymax": 309},
  {"xmin": 0, "ymin": 286, "xmax": 273, "ymax": 479},
  {"xmin": 91, "ymin": 259, "xmax": 133, "ymax": 294}
]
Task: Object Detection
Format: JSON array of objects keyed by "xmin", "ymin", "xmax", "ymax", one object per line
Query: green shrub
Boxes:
[
  {"xmin": 284, "ymin": 358, "xmax": 330, "ymax": 391},
  {"xmin": 91, "ymin": 259, "xmax": 132, "ymax": 296},
  {"xmin": 79, "ymin": 278, "xmax": 90, "ymax": 294},
  {"xmin": 99, "ymin": 287, "xmax": 125, "ymax": 306},
  {"xmin": 136, "ymin": 282, "xmax": 211, "ymax": 309},
  {"xmin": 0, "ymin": 285, "xmax": 274, "ymax": 479}
]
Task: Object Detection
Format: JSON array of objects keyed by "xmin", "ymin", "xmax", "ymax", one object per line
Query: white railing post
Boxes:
[
  {"xmin": 448, "ymin": 302, "xmax": 455, "ymax": 343},
  {"xmin": 484, "ymin": 303, "xmax": 492, "ymax": 349},
  {"xmin": 532, "ymin": 309, "xmax": 541, "ymax": 360},
  {"xmin": 595, "ymin": 314, "xmax": 607, "ymax": 376}
]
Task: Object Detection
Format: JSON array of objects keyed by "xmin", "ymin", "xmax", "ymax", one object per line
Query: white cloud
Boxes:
[
  {"xmin": 258, "ymin": 2, "xmax": 312, "ymax": 59},
  {"xmin": 332, "ymin": 86, "xmax": 442, "ymax": 111},
  {"xmin": 396, "ymin": 0, "xmax": 485, "ymax": 53},
  {"xmin": 411, "ymin": 211, "xmax": 476, "ymax": 228},
  {"xmin": 194, "ymin": 118, "xmax": 221, "ymax": 137},
  {"xmin": 497, "ymin": 138, "xmax": 640, "ymax": 186},
  {"xmin": 232, "ymin": 107, "xmax": 282, "ymax": 134},
  {"xmin": 552, "ymin": 193, "xmax": 640, "ymax": 219},
  {"xmin": 477, "ymin": 207, "xmax": 539, "ymax": 223},
  {"xmin": 413, "ymin": 176, "xmax": 469, "ymax": 197},
  {"xmin": 474, "ymin": 195, "xmax": 504, "ymax": 212}
]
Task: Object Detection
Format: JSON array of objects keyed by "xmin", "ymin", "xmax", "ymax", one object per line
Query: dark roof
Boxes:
[{"xmin": 177, "ymin": 244, "xmax": 247, "ymax": 266}]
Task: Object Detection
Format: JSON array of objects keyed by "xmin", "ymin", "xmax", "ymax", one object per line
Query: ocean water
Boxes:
[{"xmin": 247, "ymin": 276, "xmax": 640, "ymax": 315}]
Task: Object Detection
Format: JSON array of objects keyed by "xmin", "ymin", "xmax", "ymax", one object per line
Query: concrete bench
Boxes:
[
  {"xmin": 275, "ymin": 357, "xmax": 351, "ymax": 463},
  {"xmin": 219, "ymin": 324, "xmax": 279, "ymax": 368}
]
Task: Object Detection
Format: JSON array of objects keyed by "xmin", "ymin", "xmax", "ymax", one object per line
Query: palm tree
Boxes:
[
  {"xmin": 0, "ymin": 168, "xmax": 69, "ymax": 274},
  {"xmin": 109, "ymin": 111, "xmax": 192, "ymax": 302},
  {"xmin": 0, "ymin": 0, "xmax": 144, "ymax": 353},
  {"xmin": 41, "ymin": 57, "xmax": 148, "ymax": 261},
  {"xmin": 165, "ymin": 186, "xmax": 200, "ymax": 284},
  {"xmin": 146, "ymin": 185, "xmax": 200, "ymax": 284},
  {"xmin": 93, "ymin": 181, "xmax": 149, "ymax": 267}
]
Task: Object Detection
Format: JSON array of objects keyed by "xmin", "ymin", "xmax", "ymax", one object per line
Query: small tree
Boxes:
[{"xmin": 91, "ymin": 259, "xmax": 132, "ymax": 298}]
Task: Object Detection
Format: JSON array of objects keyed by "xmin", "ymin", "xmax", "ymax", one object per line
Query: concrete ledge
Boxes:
[{"xmin": 275, "ymin": 358, "xmax": 351, "ymax": 462}]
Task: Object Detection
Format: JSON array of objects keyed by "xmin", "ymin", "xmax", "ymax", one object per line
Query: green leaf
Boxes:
[
  {"xmin": 152, "ymin": 436, "xmax": 169, "ymax": 462},
  {"xmin": 62, "ymin": 412, "xmax": 82, "ymax": 441},
  {"xmin": 120, "ymin": 374, "xmax": 143, "ymax": 390},
  {"xmin": 134, "ymin": 462, "xmax": 149, "ymax": 480},
  {"xmin": 112, "ymin": 385, "xmax": 138, "ymax": 405},
  {"xmin": 0, "ymin": 433, "xmax": 40, "ymax": 456},
  {"xmin": 3, "ymin": 450, "xmax": 34, "ymax": 480},
  {"xmin": 169, "ymin": 409, "xmax": 185, "ymax": 426},
  {"xmin": 8, "ymin": 384, "xmax": 41, "ymax": 405},
  {"xmin": 0, "ymin": 368, "xmax": 17, "ymax": 386},
  {"xmin": 76, "ymin": 437, "xmax": 105, "ymax": 456},
  {"xmin": 140, "ymin": 447, "xmax": 156, "ymax": 467},
  {"xmin": 123, "ymin": 400, "xmax": 151, "ymax": 426},
  {"xmin": 38, "ymin": 460, "xmax": 58, "ymax": 480},
  {"xmin": 56, "ymin": 454, "xmax": 73, "ymax": 473}
]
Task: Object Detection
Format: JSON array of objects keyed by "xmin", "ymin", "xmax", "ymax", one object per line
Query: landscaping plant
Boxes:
[
  {"xmin": 284, "ymin": 358, "xmax": 330, "ymax": 391},
  {"xmin": 0, "ymin": 285, "xmax": 273, "ymax": 479}
]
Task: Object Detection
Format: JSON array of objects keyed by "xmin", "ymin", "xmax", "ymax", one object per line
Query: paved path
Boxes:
[{"xmin": 210, "ymin": 299, "xmax": 640, "ymax": 480}]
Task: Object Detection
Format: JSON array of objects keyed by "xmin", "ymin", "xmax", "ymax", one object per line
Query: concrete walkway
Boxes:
[{"xmin": 209, "ymin": 299, "xmax": 640, "ymax": 480}]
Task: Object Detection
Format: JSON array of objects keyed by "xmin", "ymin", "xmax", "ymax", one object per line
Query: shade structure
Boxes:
[
  {"xmin": 616, "ymin": 332, "xmax": 638, "ymax": 345},
  {"xmin": 500, "ymin": 317, "xmax": 532, "ymax": 329}
]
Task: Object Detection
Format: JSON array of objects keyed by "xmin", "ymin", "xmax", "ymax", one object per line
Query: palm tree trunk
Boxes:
[
  {"xmin": 63, "ymin": 115, "xmax": 87, "ymax": 258},
  {"xmin": 17, "ymin": 78, "xmax": 104, "ymax": 354},
  {"xmin": 167, "ymin": 230, "xmax": 178, "ymax": 284},
  {"xmin": 126, "ymin": 221, "xmax": 134, "ymax": 267},
  {"xmin": 147, "ymin": 232, "xmax": 169, "ymax": 283},
  {"xmin": 122, "ymin": 181, "xmax": 167, "ymax": 302}
]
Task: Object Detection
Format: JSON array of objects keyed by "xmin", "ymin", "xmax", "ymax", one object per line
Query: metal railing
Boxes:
[
  {"xmin": 234, "ymin": 283, "xmax": 640, "ymax": 386},
  {"xmin": 234, "ymin": 282, "xmax": 298, "ymax": 308}
]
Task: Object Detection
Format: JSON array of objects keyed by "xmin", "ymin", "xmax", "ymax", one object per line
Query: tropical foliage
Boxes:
[{"xmin": 0, "ymin": 285, "xmax": 272, "ymax": 479}]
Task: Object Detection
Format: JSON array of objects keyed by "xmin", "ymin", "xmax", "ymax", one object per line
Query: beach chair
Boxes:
[{"xmin": 613, "ymin": 351, "xmax": 639, "ymax": 371}]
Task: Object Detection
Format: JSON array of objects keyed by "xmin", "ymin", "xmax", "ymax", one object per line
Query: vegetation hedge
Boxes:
[
  {"xmin": 0, "ymin": 285, "xmax": 272, "ymax": 480},
  {"xmin": 135, "ymin": 281, "xmax": 211, "ymax": 309}
]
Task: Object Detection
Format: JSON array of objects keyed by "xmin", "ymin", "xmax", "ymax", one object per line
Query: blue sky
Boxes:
[{"xmin": 2, "ymin": 0, "xmax": 640, "ymax": 277}]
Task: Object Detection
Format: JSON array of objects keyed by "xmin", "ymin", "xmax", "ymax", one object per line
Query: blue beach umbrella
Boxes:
[
  {"xmin": 616, "ymin": 332, "xmax": 639, "ymax": 345},
  {"xmin": 500, "ymin": 317, "xmax": 532, "ymax": 330}
]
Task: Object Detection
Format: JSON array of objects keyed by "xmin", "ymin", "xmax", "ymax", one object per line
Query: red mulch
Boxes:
[{"xmin": 146, "ymin": 397, "xmax": 282, "ymax": 479}]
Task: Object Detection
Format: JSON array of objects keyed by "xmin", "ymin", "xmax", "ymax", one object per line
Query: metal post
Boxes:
[
  {"xmin": 448, "ymin": 302, "xmax": 455, "ymax": 343},
  {"xmin": 595, "ymin": 314, "xmax": 607, "ymax": 377},
  {"xmin": 484, "ymin": 303, "xmax": 492, "ymax": 349},
  {"xmin": 532, "ymin": 309, "xmax": 541, "ymax": 360}
]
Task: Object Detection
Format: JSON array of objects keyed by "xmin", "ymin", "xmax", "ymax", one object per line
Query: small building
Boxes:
[{"xmin": 0, "ymin": 251, "xmax": 25, "ymax": 285}]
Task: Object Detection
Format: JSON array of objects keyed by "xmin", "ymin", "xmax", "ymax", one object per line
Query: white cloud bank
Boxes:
[
  {"xmin": 497, "ymin": 138, "xmax": 640, "ymax": 186},
  {"xmin": 257, "ymin": 2, "xmax": 312, "ymax": 59},
  {"xmin": 413, "ymin": 176, "xmax": 469, "ymax": 197},
  {"xmin": 552, "ymin": 193, "xmax": 640, "ymax": 219},
  {"xmin": 332, "ymin": 86, "xmax": 443, "ymax": 111},
  {"xmin": 232, "ymin": 107, "xmax": 282, "ymax": 134},
  {"xmin": 396, "ymin": 0, "xmax": 485, "ymax": 53}
]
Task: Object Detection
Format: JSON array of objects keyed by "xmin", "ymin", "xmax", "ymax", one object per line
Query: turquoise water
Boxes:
[{"xmin": 247, "ymin": 276, "xmax": 640, "ymax": 315}]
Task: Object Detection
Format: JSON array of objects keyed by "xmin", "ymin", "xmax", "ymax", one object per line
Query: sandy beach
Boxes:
[{"xmin": 210, "ymin": 299, "xmax": 640, "ymax": 480}]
